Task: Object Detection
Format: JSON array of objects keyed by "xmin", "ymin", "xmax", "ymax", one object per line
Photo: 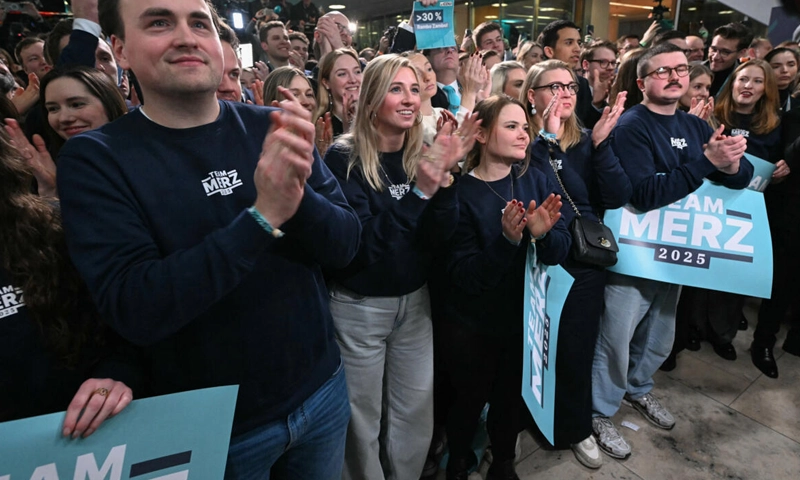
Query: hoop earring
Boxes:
[
  {"xmin": 414, "ymin": 112, "xmax": 423, "ymax": 126},
  {"xmin": 531, "ymin": 105, "xmax": 537, "ymax": 115}
]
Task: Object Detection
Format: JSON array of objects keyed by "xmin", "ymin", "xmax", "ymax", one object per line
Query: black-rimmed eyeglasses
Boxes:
[
  {"xmin": 532, "ymin": 82, "xmax": 580, "ymax": 95},
  {"xmin": 643, "ymin": 64, "xmax": 690, "ymax": 80}
]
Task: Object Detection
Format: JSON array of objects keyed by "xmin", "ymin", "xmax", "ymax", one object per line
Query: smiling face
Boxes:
[
  {"xmin": 679, "ymin": 73, "xmax": 711, "ymax": 109},
  {"xmin": 638, "ymin": 52, "xmax": 689, "ymax": 106},
  {"xmin": 732, "ymin": 65, "xmax": 765, "ymax": 114},
  {"xmin": 262, "ymin": 25, "xmax": 290, "ymax": 62},
  {"xmin": 769, "ymin": 51, "xmax": 798, "ymax": 90},
  {"xmin": 323, "ymin": 54, "xmax": 362, "ymax": 105},
  {"xmin": 112, "ymin": 0, "xmax": 224, "ymax": 101},
  {"xmin": 709, "ymin": 35, "xmax": 741, "ymax": 73},
  {"xmin": 45, "ymin": 77, "xmax": 110, "ymax": 139},
  {"xmin": 481, "ymin": 103, "xmax": 530, "ymax": 162},
  {"xmin": 409, "ymin": 53, "xmax": 437, "ymax": 102},
  {"xmin": 374, "ymin": 66, "xmax": 420, "ymax": 137},
  {"xmin": 530, "ymin": 68, "xmax": 577, "ymax": 121},
  {"xmin": 20, "ymin": 41, "xmax": 51, "ymax": 79}
]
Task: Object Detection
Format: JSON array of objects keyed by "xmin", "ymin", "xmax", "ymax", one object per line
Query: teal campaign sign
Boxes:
[
  {"xmin": 745, "ymin": 153, "xmax": 777, "ymax": 192},
  {"xmin": 522, "ymin": 244, "xmax": 574, "ymax": 446},
  {"xmin": 604, "ymin": 180, "xmax": 773, "ymax": 298},
  {"xmin": 0, "ymin": 386, "xmax": 238, "ymax": 480},
  {"xmin": 412, "ymin": 1, "xmax": 456, "ymax": 50}
]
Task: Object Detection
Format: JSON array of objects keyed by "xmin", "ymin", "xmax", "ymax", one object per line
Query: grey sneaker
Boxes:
[
  {"xmin": 624, "ymin": 392, "xmax": 675, "ymax": 430},
  {"xmin": 592, "ymin": 416, "xmax": 631, "ymax": 459},
  {"xmin": 571, "ymin": 434, "xmax": 603, "ymax": 469}
]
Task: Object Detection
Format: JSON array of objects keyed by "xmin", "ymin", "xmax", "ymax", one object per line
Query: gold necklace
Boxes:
[{"xmin": 474, "ymin": 169, "xmax": 514, "ymax": 213}]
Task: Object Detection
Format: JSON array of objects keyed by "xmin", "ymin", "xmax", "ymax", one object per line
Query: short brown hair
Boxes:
[
  {"xmin": 473, "ymin": 22, "xmax": 502, "ymax": 49},
  {"xmin": 289, "ymin": 32, "xmax": 309, "ymax": 45},
  {"xmin": 14, "ymin": 37, "xmax": 44, "ymax": 65},
  {"xmin": 44, "ymin": 19, "xmax": 74, "ymax": 66},
  {"xmin": 259, "ymin": 21, "xmax": 287, "ymax": 44},
  {"xmin": 100, "ymin": 0, "xmax": 220, "ymax": 40},
  {"xmin": 580, "ymin": 39, "xmax": 618, "ymax": 65},
  {"xmin": 219, "ymin": 21, "xmax": 239, "ymax": 49}
]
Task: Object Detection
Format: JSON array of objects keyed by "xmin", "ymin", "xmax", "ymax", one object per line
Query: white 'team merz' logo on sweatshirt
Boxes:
[
  {"xmin": 0, "ymin": 284, "xmax": 25, "ymax": 319},
  {"xmin": 670, "ymin": 137, "xmax": 687, "ymax": 150},
  {"xmin": 202, "ymin": 170, "xmax": 243, "ymax": 196},
  {"xmin": 731, "ymin": 128, "xmax": 750, "ymax": 138}
]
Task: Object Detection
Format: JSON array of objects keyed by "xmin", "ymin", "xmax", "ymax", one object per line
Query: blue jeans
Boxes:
[
  {"xmin": 591, "ymin": 273, "xmax": 680, "ymax": 418},
  {"xmin": 224, "ymin": 360, "xmax": 350, "ymax": 480}
]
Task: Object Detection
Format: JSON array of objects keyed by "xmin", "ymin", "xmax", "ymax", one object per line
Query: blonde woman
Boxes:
[
  {"xmin": 324, "ymin": 54, "xmax": 479, "ymax": 480},
  {"xmin": 522, "ymin": 59, "xmax": 630, "ymax": 468},
  {"xmin": 490, "ymin": 61, "xmax": 526, "ymax": 98}
]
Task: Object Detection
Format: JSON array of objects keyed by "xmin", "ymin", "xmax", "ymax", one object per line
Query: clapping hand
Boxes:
[
  {"xmin": 591, "ymin": 91, "xmax": 626, "ymax": 147},
  {"xmin": 525, "ymin": 194, "xmax": 562, "ymax": 238}
]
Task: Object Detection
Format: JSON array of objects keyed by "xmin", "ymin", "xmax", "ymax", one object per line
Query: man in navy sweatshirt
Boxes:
[
  {"xmin": 590, "ymin": 43, "xmax": 752, "ymax": 460},
  {"xmin": 57, "ymin": 0, "xmax": 361, "ymax": 478}
]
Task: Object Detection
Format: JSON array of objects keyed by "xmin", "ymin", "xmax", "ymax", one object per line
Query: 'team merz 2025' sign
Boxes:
[{"xmin": 603, "ymin": 180, "xmax": 773, "ymax": 298}]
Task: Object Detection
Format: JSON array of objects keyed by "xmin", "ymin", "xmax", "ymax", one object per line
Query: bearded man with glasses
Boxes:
[{"xmin": 590, "ymin": 43, "xmax": 753, "ymax": 460}]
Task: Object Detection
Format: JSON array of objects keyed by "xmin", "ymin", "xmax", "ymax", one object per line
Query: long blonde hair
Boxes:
[
  {"xmin": 313, "ymin": 48, "xmax": 359, "ymax": 123},
  {"xmin": 520, "ymin": 59, "xmax": 583, "ymax": 150},
  {"xmin": 337, "ymin": 54, "xmax": 424, "ymax": 191}
]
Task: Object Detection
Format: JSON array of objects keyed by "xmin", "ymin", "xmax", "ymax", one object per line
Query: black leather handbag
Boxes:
[{"xmin": 549, "ymin": 158, "xmax": 619, "ymax": 267}]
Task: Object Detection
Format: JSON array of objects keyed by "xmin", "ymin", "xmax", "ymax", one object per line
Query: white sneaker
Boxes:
[
  {"xmin": 571, "ymin": 435, "xmax": 603, "ymax": 469},
  {"xmin": 592, "ymin": 416, "xmax": 631, "ymax": 459}
]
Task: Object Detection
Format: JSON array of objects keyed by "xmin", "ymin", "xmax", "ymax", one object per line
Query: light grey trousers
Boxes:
[{"xmin": 329, "ymin": 284, "xmax": 434, "ymax": 480}]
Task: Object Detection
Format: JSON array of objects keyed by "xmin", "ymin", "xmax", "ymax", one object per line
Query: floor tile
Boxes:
[
  {"xmin": 608, "ymin": 376, "xmax": 800, "ymax": 480},
  {"xmin": 658, "ymin": 354, "xmax": 753, "ymax": 405},
  {"xmin": 730, "ymin": 350, "xmax": 800, "ymax": 444},
  {"xmin": 516, "ymin": 447, "xmax": 644, "ymax": 479}
]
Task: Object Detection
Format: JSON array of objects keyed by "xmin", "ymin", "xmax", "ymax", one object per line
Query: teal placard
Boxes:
[
  {"xmin": 412, "ymin": 1, "xmax": 456, "ymax": 50},
  {"xmin": 604, "ymin": 180, "xmax": 773, "ymax": 298},
  {"xmin": 745, "ymin": 153, "xmax": 777, "ymax": 192},
  {"xmin": 0, "ymin": 386, "xmax": 238, "ymax": 479},
  {"xmin": 522, "ymin": 244, "xmax": 574, "ymax": 446}
]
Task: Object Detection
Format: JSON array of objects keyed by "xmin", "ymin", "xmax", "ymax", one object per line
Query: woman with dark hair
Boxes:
[
  {"xmin": 441, "ymin": 95, "xmax": 569, "ymax": 480},
  {"xmin": 40, "ymin": 66, "xmax": 128, "ymax": 155},
  {"xmin": 0, "ymin": 127, "xmax": 138, "ymax": 435},
  {"xmin": 522, "ymin": 59, "xmax": 631, "ymax": 468},
  {"xmin": 765, "ymin": 47, "xmax": 800, "ymax": 112}
]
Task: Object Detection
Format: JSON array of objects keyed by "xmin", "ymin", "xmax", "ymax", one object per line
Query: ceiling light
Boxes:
[
  {"xmin": 329, "ymin": 4, "xmax": 345, "ymax": 9},
  {"xmin": 609, "ymin": 2, "xmax": 653, "ymax": 10}
]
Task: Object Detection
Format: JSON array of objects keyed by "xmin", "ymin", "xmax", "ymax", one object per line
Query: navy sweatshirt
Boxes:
[
  {"xmin": 726, "ymin": 113, "xmax": 782, "ymax": 163},
  {"xmin": 613, "ymin": 104, "xmax": 754, "ymax": 212},
  {"xmin": 442, "ymin": 166, "xmax": 571, "ymax": 336},
  {"xmin": 530, "ymin": 133, "xmax": 632, "ymax": 227},
  {"xmin": 324, "ymin": 144, "xmax": 459, "ymax": 296},
  {"xmin": 57, "ymin": 101, "xmax": 361, "ymax": 435},
  {"xmin": 0, "ymin": 267, "xmax": 143, "ymax": 422}
]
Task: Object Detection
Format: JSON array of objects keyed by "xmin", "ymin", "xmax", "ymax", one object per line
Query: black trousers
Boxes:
[
  {"xmin": 755, "ymin": 226, "xmax": 800, "ymax": 348},
  {"xmin": 674, "ymin": 287, "xmax": 743, "ymax": 351},
  {"xmin": 552, "ymin": 265, "xmax": 606, "ymax": 447},
  {"xmin": 441, "ymin": 320, "xmax": 522, "ymax": 463}
]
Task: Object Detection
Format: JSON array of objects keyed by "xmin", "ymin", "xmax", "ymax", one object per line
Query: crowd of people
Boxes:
[{"xmin": 0, "ymin": 0, "xmax": 796, "ymax": 479}]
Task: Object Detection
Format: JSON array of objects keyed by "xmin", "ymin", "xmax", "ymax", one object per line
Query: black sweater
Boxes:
[
  {"xmin": 529, "ymin": 132, "xmax": 632, "ymax": 227},
  {"xmin": 613, "ymin": 105, "xmax": 753, "ymax": 212},
  {"xmin": 441, "ymin": 166, "xmax": 571, "ymax": 336},
  {"xmin": 57, "ymin": 101, "xmax": 361, "ymax": 435},
  {"xmin": 324, "ymin": 144, "xmax": 459, "ymax": 296}
]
